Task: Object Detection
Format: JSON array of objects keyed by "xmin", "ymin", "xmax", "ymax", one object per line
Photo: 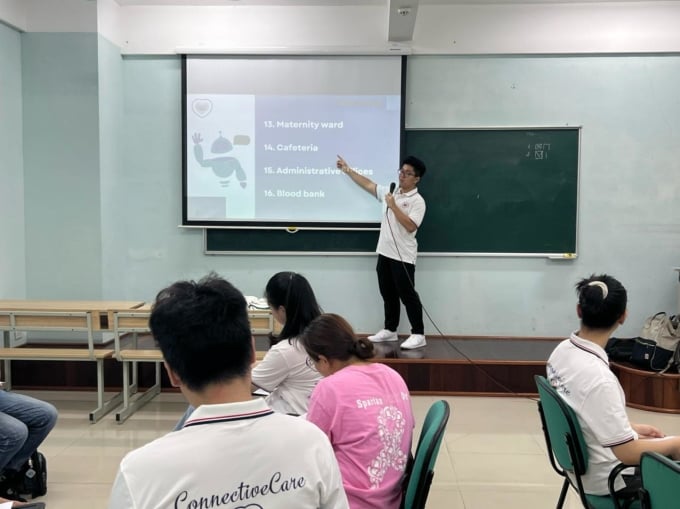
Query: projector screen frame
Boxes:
[{"xmin": 180, "ymin": 54, "xmax": 407, "ymax": 231}]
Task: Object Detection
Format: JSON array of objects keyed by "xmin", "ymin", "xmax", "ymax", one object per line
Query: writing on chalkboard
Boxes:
[
  {"xmin": 406, "ymin": 127, "xmax": 579, "ymax": 255},
  {"xmin": 526, "ymin": 143, "xmax": 552, "ymax": 160}
]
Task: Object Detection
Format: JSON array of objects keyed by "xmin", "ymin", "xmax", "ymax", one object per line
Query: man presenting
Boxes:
[
  {"xmin": 336, "ymin": 155, "xmax": 427, "ymax": 349},
  {"xmin": 108, "ymin": 273, "xmax": 348, "ymax": 509}
]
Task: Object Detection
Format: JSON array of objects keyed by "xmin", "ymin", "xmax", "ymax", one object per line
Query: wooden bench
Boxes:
[
  {"xmin": 112, "ymin": 308, "xmax": 161, "ymax": 423},
  {"xmin": 111, "ymin": 309, "xmax": 273, "ymax": 423},
  {"xmin": 0, "ymin": 307, "xmax": 129, "ymax": 423}
]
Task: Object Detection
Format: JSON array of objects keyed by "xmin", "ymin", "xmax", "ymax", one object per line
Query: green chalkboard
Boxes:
[
  {"xmin": 407, "ymin": 128, "xmax": 579, "ymax": 255},
  {"xmin": 206, "ymin": 127, "xmax": 579, "ymax": 255}
]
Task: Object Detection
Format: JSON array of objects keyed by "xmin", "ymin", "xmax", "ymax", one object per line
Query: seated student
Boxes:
[
  {"xmin": 300, "ymin": 313, "xmax": 414, "ymax": 509},
  {"xmin": 251, "ymin": 271, "xmax": 323, "ymax": 414},
  {"xmin": 108, "ymin": 274, "xmax": 348, "ymax": 509},
  {"xmin": 547, "ymin": 274, "xmax": 680, "ymax": 500},
  {"xmin": 0, "ymin": 392, "xmax": 57, "ymax": 502},
  {"xmin": 173, "ymin": 271, "xmax": 322, "ymax": 427}
]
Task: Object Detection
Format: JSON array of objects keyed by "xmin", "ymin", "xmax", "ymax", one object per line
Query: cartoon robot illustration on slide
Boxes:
[{"xmin": 192, "ymin": 131, "xmax": 250, "ymax": 188}]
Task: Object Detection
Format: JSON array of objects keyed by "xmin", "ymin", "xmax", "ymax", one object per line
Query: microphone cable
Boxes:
[{"xmin": 383, "ymin": 185, "xmax": 538, "ymax": 401}]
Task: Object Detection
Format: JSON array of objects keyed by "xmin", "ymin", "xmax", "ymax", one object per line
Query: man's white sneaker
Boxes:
[
  {"xmin": 400, "ymin": 334, "xmax": 427, "ymax": 350},
  {"xmin": 368, "ymin": 329, "xmax": 399, "ymax": 342}
]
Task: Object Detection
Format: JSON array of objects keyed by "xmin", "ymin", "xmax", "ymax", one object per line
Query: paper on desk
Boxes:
[
  {"xmin": 0, "ymin": 502, "xmax": 13, "ymax": 509},
  {"xmin": 245, "ymin": 296, "xmax": 269, "ymax": 310}
]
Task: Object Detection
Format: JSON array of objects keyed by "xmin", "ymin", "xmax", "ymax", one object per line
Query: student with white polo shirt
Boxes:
[
  {"xmin": 547, "ymin": 274, "xmax": 680, "ymax": 503},
  {"xmin": 108, "ymin": 273, "xmax": 348, "ymax": 509},
  {"xmin": 336, "ymin": 154, "xmax": 427, "ymax": 350}
]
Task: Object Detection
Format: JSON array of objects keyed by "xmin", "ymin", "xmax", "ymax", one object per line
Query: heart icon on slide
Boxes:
[{"xmin": 192, "ymin": 99, "xmax": 213, "ymax": 118}]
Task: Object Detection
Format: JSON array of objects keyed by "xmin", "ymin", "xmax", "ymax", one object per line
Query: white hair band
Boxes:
[{"xmin": 587, "ymin": 280, "xmax": 609, "ymax": 299}]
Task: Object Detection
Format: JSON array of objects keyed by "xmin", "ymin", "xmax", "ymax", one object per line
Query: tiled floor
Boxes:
[{"xmin": 14, "ymin": 390, "xmax": 680, "ymax": 508}]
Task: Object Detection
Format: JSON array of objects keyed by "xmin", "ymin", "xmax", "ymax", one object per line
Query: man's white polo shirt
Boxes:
[
  {"xmin": 375, "ymin": 184, "xmax": 426, "ymax": 265},
  {"xmin": 108, "ymin": 398, "xmax": 348, "ymax": 509},
  {"xmin": 546, "ymin": 333, "xmax": 637, "ymax": 495}
]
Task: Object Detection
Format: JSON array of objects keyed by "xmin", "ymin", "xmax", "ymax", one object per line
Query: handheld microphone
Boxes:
[{"xmin": 389, "ymin": 182, "xmax": 396, "ymax": 194}]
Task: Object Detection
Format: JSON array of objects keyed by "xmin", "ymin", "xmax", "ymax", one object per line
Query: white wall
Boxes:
[
  {"xmin": 116, "ymin": 5, "xmax": 390, "ymax": 54},
  {"xmin": 0, "ymin": 22, "xmax": 26, "ymax": 298},
  {"xmin": 22, "ymin": 0, "xmax": 96, "ymax": 32},
  {"xmin": 414, "ymin": 2, "xmax": 680, "ymax": 54},
  {"xmin": 2, "ymin": 0, "xmax": 680, "ymax": 336}
]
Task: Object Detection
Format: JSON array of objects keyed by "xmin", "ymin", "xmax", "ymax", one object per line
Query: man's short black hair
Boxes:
[
  {"xmin": 150, "ymin": 272, "xmax": 252, "ymax": 392},
  {"xmin": 402, "ymin": 155, "xmax": 426, "ymax": 178}
]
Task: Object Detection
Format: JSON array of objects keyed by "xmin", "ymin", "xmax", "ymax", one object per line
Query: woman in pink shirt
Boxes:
[{"xmin": 301, "ymin": 314, "xmax": 415, "ymax": 509}]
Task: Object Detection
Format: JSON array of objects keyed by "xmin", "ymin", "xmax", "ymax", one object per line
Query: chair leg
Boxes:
[{"xmin": 557, "ymin": 478, "xmax": 569, "ymax": 509}]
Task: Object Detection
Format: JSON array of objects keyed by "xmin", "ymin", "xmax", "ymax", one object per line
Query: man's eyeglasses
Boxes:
[{"xmin": 398, "ymin": 169, "xmax": 416, "ymax": 177}]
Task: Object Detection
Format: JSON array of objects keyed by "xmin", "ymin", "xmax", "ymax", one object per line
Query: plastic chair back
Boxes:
[
  {"xmin": 639, "ymin": 452, "xmax": 680, "ymax": 509},
  {"xmin": 535, "ymin": 375, "xmax": 589, "ymax": 476},
  {"xmin": 402, "ymin": 400, "xmax": 450, "ymax": 509}
]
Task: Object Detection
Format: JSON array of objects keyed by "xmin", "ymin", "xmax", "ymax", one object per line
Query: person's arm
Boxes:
[
  {"xmin": 336, "ymin": 155, "xmax": 377, "ymax": 197},
  {"xmin": 611, "ymin": 435, "xmax": 680, "ymax": 465},
  {"xmin": 582, "ymin": 381, "xmax": 680, "ymax": 465},
  {"xmin": 632, "ymin": 423, "xmax": 665, "ymax": 439},
  {"xmin": 385, "ymin": 194, "xmax": 418, "ymax": 233},
  {"xmin": 251, "ymin": 347, "xmax": 288, "ymax": 392}
]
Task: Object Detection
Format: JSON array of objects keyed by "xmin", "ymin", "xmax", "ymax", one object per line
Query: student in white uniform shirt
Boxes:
[
  {"xmin": 547, "ymin": 274, "xmax": 680, "ymax": 503},
  {"xmin": 173, "ymin": 271, "xmax": 322, "ymax": 428},
  {"xmin": 336, "ymin": 155, "xmax": 427, "ymax": 350},
  {"xmin": 251, "ymin": 271, "xmax": 323, "ymax": 414},
  {"xmin": 108, "ymin": 273, "xmax": 348, "ymax": 509}
]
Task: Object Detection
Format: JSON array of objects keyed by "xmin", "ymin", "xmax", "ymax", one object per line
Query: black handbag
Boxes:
[
  {"xmin": 631, "ymin": 313, "xmax": 680, "ymax": 372},
  {"xmin": 605, "ymin": 337, "xmax": 635, "ymax": 362},
  {"xmin": 630, "ymin": 337, "xmax": 674, "ymax": 372}
]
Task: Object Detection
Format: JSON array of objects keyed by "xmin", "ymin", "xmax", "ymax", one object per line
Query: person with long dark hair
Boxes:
[
  {"xmin": 251, "ymin": 271, "xmax": 323, "ymax": 414},
  {"xmin": 300, "ymin": 313, "xmax": 414, "ymax": 509},
  {"xmin": 173, "ymin": 271, "xmax": 321, "ymax": 428}
]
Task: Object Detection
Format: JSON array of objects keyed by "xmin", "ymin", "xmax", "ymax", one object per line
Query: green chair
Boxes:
[
  {"xmin": 401, "ymin": 399, "xmax": 450, "ymax": 509},
  {"xmin": 534, "ymin": 375, "xmax": 639, "ymax": 509},
  {"xmin": 639, "ymin": 451, "xmax": 680, "ymax": 509}
]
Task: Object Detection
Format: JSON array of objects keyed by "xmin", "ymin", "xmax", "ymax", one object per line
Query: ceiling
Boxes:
[{"xmin": 112, "ymin": 0, "xmax": 679, "ymax": 44}]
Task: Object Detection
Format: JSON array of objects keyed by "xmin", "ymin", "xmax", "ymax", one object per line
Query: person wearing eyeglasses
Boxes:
[
  {"xmin": 336, "ymin": 154, "xmax": 427, "ymax": 350},
  {"xmin": 300, "ymin": 313, "xmax": 415, "ymax": 509}
]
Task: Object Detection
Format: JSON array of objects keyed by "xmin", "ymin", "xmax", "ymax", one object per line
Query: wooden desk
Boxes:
[
  {"xmin": 111, "ymin": 307, "xmax": 274, "ymax": 424},
  {"xmin": 0, "ymin": 300, "xmax": 145, "ymax": 331},
  {"xmin": 0, "ymin": 300, "xmax": 145, "ymax": 423}
]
